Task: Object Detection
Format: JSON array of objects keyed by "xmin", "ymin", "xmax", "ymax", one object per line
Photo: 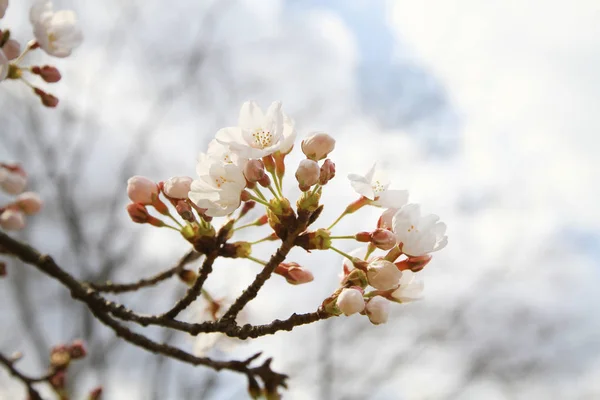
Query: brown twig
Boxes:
[
  {"xmin": 0, "ymin": 353, "xmax": 51, "ymax": 400},
  {"xmin": 221, "ymin": 212, "xmax": 311, "ymax": 321},
  {"xmin": 86, "ymin": 249, "xmax": 201, "ymax": 293}
]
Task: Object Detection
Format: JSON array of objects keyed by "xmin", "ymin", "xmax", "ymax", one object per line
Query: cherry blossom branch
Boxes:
[
  {"xmin": 0, "ymin": 353, "xmax": 49, "ymax": 400},
  {"xmin": 86, "ymin": 249, "xmax": 201, "ymax": 293},
  {"xmin": 160, "ymin": 223, "xmax": 232, "ymax": 319},
  {"xmin": 221, "ymin": 211, "xmax": 312, "ymax": 321}
]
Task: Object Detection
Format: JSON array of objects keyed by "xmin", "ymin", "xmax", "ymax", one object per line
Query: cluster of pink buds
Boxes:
[
  {"xmin": 46, "ymin": 340, "xmax": 100, "ymax": 398},
  {"xmin": 0, "ymin": 0, "xmax": 82, "ymax": 107},
  {"xmin": 0, "ymin": 163, "xmax": 42, "ymax": 231},
  {"xmin": 126, "ymin": 100, "xmax": 448, "ymax": 337}
]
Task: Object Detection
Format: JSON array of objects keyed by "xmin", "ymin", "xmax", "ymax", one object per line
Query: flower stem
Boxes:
[
  {"xmin": 330, "ymin": 235, "xmax": 356, "ymax": 240},
  {"xmin": 245, "ymin": 255, "xmax": 267, "ymax": 266},
  {"xmin": 162, "ymin": 224, "xmax": 181, "ymax": 232},
  {"xmin": 245, "ymin": 193, "xmax": 271, "ymax": 208},
  {"xmin": 270, "ymin": 170, "xmax": 284, "ymax": 197},
  {"xmin": 250, "ymin": 235, "xmax": 277, "ymax": 245},
  {"xmin": 329, "ymin": 245, "xmax": 355, "ymax": 261},
  {"xmin": 166, "ymin": 212, "xmax": 184, "ymax": 229},
  {"xmin": 233, "ymin": 222, "xmax": 257, "ymax": 232},
  {"xmin": 327, "ymin": 211, "xmax": 348, "ymax": 231},
  {"xmin": 13, "ymin": 41, "xmax": 36, "ymax": 65},
  {"xmin": 266, "ymin": 184, "xmax": 280, "ymax": 200},
  {"xmin": 253, "ymin": 187, "xmax": 268, "ymax": 201}
]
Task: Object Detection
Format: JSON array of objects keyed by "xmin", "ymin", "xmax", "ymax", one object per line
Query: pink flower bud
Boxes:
[
  {"xmin": 370, "ymin": 229, "xmax": 397, "ymax": 250},
  {"xmin": 275, "ymin": 262, "xmax": 314, "ymax": 285},
  {"xmin": 319, "ymin": 159, "xmax": 336, "ymax": 185},
  {"xmin": 395, "ymin": 254, "xmax": 432, "ymax": 272},
  {"xmin": 68, "ymin": 340, "xmax": 87, "ymax": 359},
  {"xmin": 89, "ymin": 387, "xmax": 103, "ymax": 400},
  {"xmin": 0, "ymin": 209, "xmax": 26, "ymax": 230},
  {"xmin": 127, "ymin": 203, "xmax": 166, "ymax": 227},
  {"xmin": 301, "ymin": 132, "xmax": 336, "ymax": 161},
  {"xmin": 243, "ymin": 159, "xmax": 266, "ymax": 183},
  {"xmin": 0, "ymin": 168, "xmax": 27, "ymax": 195},
  {"xmin": 33, "ymin": 88, "xmax": 59, "ymax": 107},
  {"xmin": 127, "ymin": 176, "xmax": 158, "ymax": 205},
  {"xmin": 163, "ymin": 176, "xmax": 192, "ymax": 199},
  {"xmin": 295, "ymin": 159, "xmax": 320, "ymax": 191},
  {"xmin": 365, "ymin": 296, "xmax": 390, "ymax": 325},
  {"xmin": 2, "ymin": 40, "xmax": 21, "ymax": 61},
  {"xmin": 355, "ymin": 232, "xmax": 371, "ymax": 242},
  {"xmin": 31, "ymin": 65, "xmax": 61, "ymax": 83},
  {"xmin": 366, "ymin": 259, "xmax": 402, "ymax": 290},
  {"xmin": 336, "ymin": 287, "xmax": 365, "ymax": 316},
  {"xmin": 50, "ymin": 370, "xmax": 66, "ymax": 389},
  {"xmin": 15, "ymin": 192, "xmax": 42, "ymax": 215},
  {"xmin": 126, "ymin": 203, "xmax": 150, "ymax": 223},
  {"xmin": 175, "ymin": 200, "xmax": 195, "ymax": 222}
]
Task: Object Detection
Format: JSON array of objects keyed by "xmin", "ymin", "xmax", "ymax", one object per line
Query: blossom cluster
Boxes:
[
  {"xmin": 125, "ymin": 100, "xmax": 448, "ymax": 330},
  {"xmin": 0, "ymin": 0, "xmax": 82, "ymax": 107},
  {"xmin": 0, "ymin": 163, "xmax": 42, "ymax": 231}
]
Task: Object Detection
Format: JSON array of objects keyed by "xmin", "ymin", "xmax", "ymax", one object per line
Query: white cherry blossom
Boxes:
[
  {"xmin": 348, "ymin": 164, "xmax": 408, "ymax": 208},
  {"xmin": 215, "ymin": 101, "xmax": 295, "ymax": 159},
  {"xmin": 30, "ymin": 0, "xmax": 83, "ymax": 58},
  {"xmin": 365, "ymin": 296, "xmax": 390, "ymax": 325},
  {"xmin": 189, "ymin": 155, "xmax": 246, "ymax": 217},
  {"xmin": 390, "ymin": 270, "xmax": 424, "ymax": 303},
  {"xmin": 336, "ymin": 288, "xmax": 365, "ymax": 316},
  {"xmin": 392, "ymin": 204, "xmax": 447, "ymax": 257},
  {"xmin": 366, "ymin": 259, "xmax": 402, "ymax": 290}
]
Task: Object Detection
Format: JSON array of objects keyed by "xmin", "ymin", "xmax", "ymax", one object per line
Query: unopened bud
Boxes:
[
  {"xmin": 244, "ymin": 159, "xmax": 266, "ymax": 183},
  {"xmin": 33, "ymin": 88, "xmax": 59, "ymax": 107},
  {"xmin": 395, "ymin": 254, "xmax": 432, "ymax": 272},
  {"xmin": 342, "ymin": 268, "xmax": 368, "ymax": 288},
  {"xmin": 178, "ymin": 269, "xmax": 197, "ymax": 286},
  {"xmin": 0, "ymin": 167, "xmax": 27, "ymax": 194},
  {"xmin": 163, "ymin": 176, "xmax": 192, "ymax": 199},
  {"xmin": 319, "ymin": 159, "xmax": 336, "ymax": 185},
  {"xmin": 221, "ymin": 241, "xmax": 252, "ymax": 258},
  {"xmin": 0, "ymin": 209, "xmax": 25, "ymax": 230},
  {"xmin": 255, "ymin": 214, "xmax": 268, "ymax": 226},
  {"xmin": 88, "ymin": 386, "xmax": 103, "ymax": 400},
  {"xmin": 370, "ymin": 229, "xmax": 397, "ymax": 250},
  {"xmin": 355, "ymin": 232, "xmax": 371, "ymax": 242},
  {"xmin": 31, "ymin": 65, "xmax": 61, "ymax": 83},
  {"xmin": 275, "ymin": 262, "xmax": 314, "ymax": 285},
  {"xmin": 262, "ymin": 155, "xmax": 276, "ymax": 173},
  {"xmin": 49, "ymin": 370, "xmax": 66, "ymax": 389},
  {"xmin": 365, "ymin": 296, "xmax": 390, "ymax": 325},
  {"xmin": 336, "ymin": 287, "xmax": 365, "ymax": 316},
  {"xmin": 295, "ymin": 228, "xmax": 331, "ymax": 250},
  {"xmin": 15, "ymin": 192, "xmax": 42, "ymax": 215},
  {"xmin": 258, "ymin": 173, "xmax": 271, "ymax": 188},
  {"xmin": 175, "ymin": 200, "xmax": 195, "ymax": 222},
  {"xmin": 238, "ymin": 201, "xmax": 256, "ymax": 219},
  {"xmin": 69, "ymin": 340, "xmax": 87, "ymax": 359},
  {"xmin": 2, "ymin": 40, "xmax": 20, "ymax": 61},
  {"xmin": 295, "ymin": 159, "xmax": 320, "ymax": 191},
  {"xmin": 366, "ymin": 259, "xmax": 402, "ymax": 290},
  {"xmin": 127, "ymin": 176, "xmax": 158, "ymax": 205},
  {"xmin": 301, "ymin": 132, "xmax": 336, "ymax": 161},
  {"xmin": 126, "ymin": 203, "xmax": 165, "ymax": 227},
  {"xmin": 50, "ymin": 345, "xmax": 71, "ymax": 369}
]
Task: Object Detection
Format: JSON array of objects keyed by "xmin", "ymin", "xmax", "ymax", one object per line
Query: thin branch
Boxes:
[
  {"xmin": 86, "ymin": 249, "xmax": 201, "ymax": 293},
  {"xmin": 0, "ymin": 353, "xmax": 51, "ymax": 400},
  {"xmin": 221, "ymin": 212, "xmax": 311, "ymax": 321},
  {"xmin": 0, "ymin": 230, "xmax": 330, "ymax": 339}
]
